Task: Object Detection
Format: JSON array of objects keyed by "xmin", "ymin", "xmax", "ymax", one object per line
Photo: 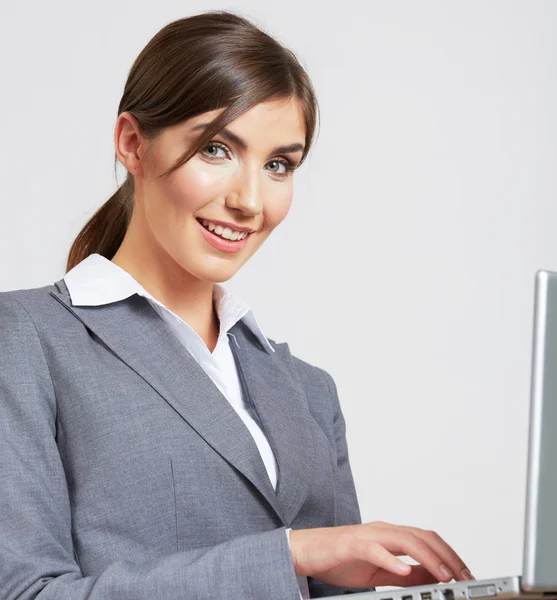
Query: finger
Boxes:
[
  {"xmin": 374, "ymin": 529, "xmax": 455, "ymax": 583},
  {"xmin": 375, "ymin": 522, "xmax": 473, "ymax": 579},
  {"xmin": 371, "ymin": 563, "xmax": 440, "ymax": 587},
  {"xmin": 411, "ymin": 529, "xmax": 474, "ymax": 581},
  {"xmin": 355, "ymin": 539, "xmax": 413, "ymax": 578}
]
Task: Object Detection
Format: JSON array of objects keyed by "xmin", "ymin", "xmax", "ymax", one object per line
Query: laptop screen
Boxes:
[{"xmin": 522, "ymin": 269, "xmax": 557, "ymax": 591}]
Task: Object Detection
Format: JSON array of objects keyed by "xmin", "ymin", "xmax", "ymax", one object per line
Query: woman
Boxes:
[{"xmin": 0, "ymin": 10, "xmax": 474, "ymax": 599}]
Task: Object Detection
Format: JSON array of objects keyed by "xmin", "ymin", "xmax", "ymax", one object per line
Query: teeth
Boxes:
[{"xmin": 200, "ymin": 219, "xmax": 249, "ymax": 241}]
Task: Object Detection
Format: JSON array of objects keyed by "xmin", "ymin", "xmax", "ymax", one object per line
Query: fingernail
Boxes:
[
  {"xmin": 440, "ymin": 564, "xmax": 452, "ymax": 580},
  {"xmin": 461, "ymin": 568, "xmax": 475, "ymax": 580},
  {"xmin": 397, "ymin": 561, "xmax": 410, "ymax": 574}
]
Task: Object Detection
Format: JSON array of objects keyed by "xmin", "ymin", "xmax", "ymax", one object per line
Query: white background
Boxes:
[{"xmin": 1, "ymin": 0, "xmax": 556, "ymax": 582}]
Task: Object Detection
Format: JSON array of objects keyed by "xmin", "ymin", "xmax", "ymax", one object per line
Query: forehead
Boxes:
[{"xmin": 186, "ymin": 97, "xmax": 306, "ymax": 140}]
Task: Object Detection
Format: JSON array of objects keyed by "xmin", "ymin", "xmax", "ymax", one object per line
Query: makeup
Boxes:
[{"xmin": 196, "ymin": 218, "xmax": 250, "ymax": 253}]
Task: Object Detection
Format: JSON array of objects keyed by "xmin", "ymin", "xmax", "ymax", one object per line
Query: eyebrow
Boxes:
[{"xmin": 190, "ymin": 123, "xmax": 305, "ymax": 156}]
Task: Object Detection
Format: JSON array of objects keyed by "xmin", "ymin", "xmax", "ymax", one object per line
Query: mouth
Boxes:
[
  {"xmin": 195, "ymin": 217, "xmax": 253, "ymax": 253},
  {"xmin": 196, "ymin": 218, "xmax": 254, "ymax": 239}
]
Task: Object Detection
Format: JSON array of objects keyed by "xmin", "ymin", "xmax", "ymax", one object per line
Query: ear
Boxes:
[{"xmin": 114, "ymin": 111, "xmax": 148, "ymax": 177}]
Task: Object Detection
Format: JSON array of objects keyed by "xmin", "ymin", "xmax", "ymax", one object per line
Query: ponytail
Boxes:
[{"xmin": 65, "ymin": 176, "xmax": 133, "ymax": 273}]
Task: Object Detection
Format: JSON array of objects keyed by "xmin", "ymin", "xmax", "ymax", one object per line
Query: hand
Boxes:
[{"xmin": 289, "ymin": 521, "xmax": 475, "ymax": 589}]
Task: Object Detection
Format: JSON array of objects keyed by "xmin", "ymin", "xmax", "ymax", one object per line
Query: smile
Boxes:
[
  {"xmin": 197, "ymin": 218, "xmax": 250, "ymax": 241},
  {"xmin": 196, "ymin": 218, "xmax": 252, "ymax": 254}
]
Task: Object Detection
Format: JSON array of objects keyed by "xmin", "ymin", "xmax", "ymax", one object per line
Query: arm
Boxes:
[
  {"xmin": 0, "ymin": 294, "xmax": 301, "ymax": 600},
  {"xmin": 324, "ymin": 368, "xmax": 365, "ymax": 527},
  {"xmin": 306, "ymin": 368, "xmax": 376, "ymax": 597}
]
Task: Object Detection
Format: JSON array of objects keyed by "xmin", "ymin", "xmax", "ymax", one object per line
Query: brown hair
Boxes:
[{"xmin": 66, "ymin": 9, "xmax": 319, "ymax": 273}]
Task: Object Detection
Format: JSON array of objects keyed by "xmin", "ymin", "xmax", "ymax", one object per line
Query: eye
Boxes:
[
  {"xmin": 202, "ymin": 142, "xmax": 227, "ymax": 160},
  {"xmin": 267, "ymin": 159, "xmax": 290, "ymax": 177},
  {"xmin": 201, "ymin": 142, "xmax": 296, "ymax": 181}
]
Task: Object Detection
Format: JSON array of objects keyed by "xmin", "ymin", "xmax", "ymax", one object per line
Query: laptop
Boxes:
[{"xmin": 326, "ymin": 269, "xmax": 557, "ymax": 600}]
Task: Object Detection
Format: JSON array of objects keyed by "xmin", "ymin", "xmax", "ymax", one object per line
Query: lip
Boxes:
[
  {"xmin": 196, "ymin": 218, "xmax": 251, "ymax": 253},
  {"xmin": 196, "ymin": 217, "xmax": 256, "ymax": 233}
]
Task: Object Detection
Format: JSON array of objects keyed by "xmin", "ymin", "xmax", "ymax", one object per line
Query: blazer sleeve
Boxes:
[
  {"xmin": 0, "ymin": 294, "xmax": 302, "ymax": 600},
  {"xmin": 306, "ymin": 368, "xmax": 376, "ymax": 598}
]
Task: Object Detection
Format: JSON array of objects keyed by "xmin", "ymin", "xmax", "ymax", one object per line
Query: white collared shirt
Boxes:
[{"xmin": 64, "ymin": 253, "xmax": 309, "ymax": 599}]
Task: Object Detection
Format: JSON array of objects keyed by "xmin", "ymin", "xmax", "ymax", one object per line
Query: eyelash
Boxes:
[{"xmin": 200, "ymin": 141, "xmax": 296, "ymax": 180}]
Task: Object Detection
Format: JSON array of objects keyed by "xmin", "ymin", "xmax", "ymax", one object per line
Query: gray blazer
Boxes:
[{"xmin": 0, "ymin": 278, "xmax": 373, "ymax": 599}]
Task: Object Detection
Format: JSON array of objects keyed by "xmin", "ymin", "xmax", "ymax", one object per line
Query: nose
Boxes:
[{"xmin": 225, "ymin": 166, "xmax": 263, "ymax": 217}]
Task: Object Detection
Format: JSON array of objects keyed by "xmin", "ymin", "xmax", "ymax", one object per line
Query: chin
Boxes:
[{"xmin": 187, "ymin": 263, "xmax": 240, "ymax": 284}]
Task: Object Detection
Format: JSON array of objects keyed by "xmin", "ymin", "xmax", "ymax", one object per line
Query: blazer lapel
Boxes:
[
  {"xmin": 49, "ymin": 279, "xmax": 317, "ymax": 525},
  {"xmin": 227, "ymin": 319, "xmax": 319, "ymax": 525}
]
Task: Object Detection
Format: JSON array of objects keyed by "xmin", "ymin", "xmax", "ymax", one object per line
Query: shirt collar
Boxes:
[{"xmin": 63, "ymin": 253, "xmax": 275, "ymax": 354}]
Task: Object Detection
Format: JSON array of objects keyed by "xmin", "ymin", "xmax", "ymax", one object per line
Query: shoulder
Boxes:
[
  {"xmin": 267, "ymin": 336, "xmax": 333, "ymax": 388},
  {"xmin": 0, "ymin": 284, "xmax": 65, "ymax": 355},
  {"xmin": 0, "ymin": 283, "xmax": 59, "ymax": 311},
  {"xmin": 270, "ymin": 339, "xmax": 339, "ymax": 423},
  {"xmin": 0, "ymin": 286, "xmax": 58, "ymax": 408},
  {"xmin": 0, "ymin": 282, "xmax": 64, "ymax": 325},
  {"xmin": 292, "ymin": 353, "xmax": 335, "ymax": 395}
]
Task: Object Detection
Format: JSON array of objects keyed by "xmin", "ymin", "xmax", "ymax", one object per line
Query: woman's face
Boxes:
[{"xmin": 117, "ymin": 97, "xmax": 306, "ymax": 284}]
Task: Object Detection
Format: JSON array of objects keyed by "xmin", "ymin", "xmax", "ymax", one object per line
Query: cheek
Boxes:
[
  {"xmin": 144, "ymin": 164, "xmax": 218, "ymax": 234},
  {"xmin": 162, "ymin": 162, "xmax": 217, "ymax": 212},
  {"xmin": 263, "ymin": 191, "xmax": 293, "ymax": 231}
]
